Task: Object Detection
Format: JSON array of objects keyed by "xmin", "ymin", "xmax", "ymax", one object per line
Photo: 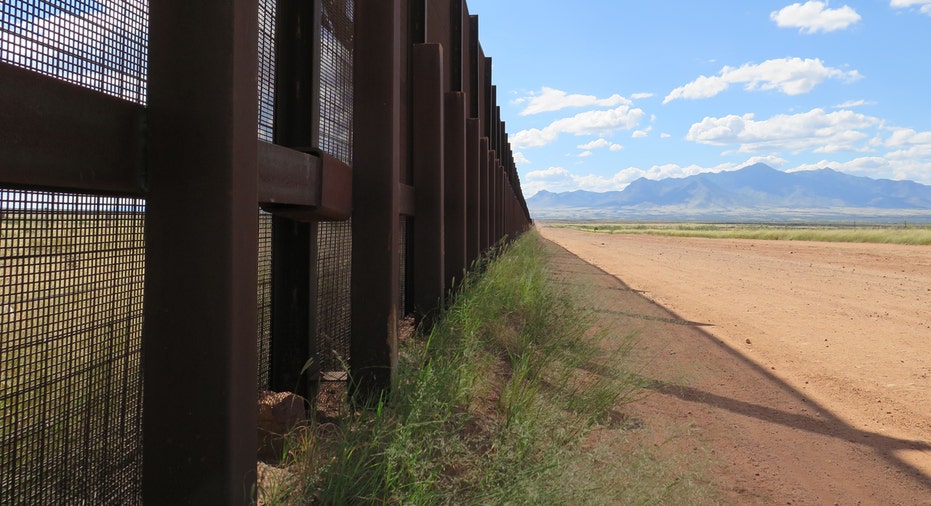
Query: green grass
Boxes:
[
  {"xmin": 553, "ymin": 221, "xmax": 931, "ymax": 245},
  {"xmin": 260, "ymin": 230, "xmax": 719, "ymax": 505}
]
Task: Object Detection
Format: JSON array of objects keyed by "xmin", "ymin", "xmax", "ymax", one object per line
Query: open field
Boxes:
[
  {"xmin": 551, "ymin": 221, "xmax": 931, "ymax": 245},
  {"xmin": 540, "ymin": 224, "xmax": 931, "ymax": 503}
]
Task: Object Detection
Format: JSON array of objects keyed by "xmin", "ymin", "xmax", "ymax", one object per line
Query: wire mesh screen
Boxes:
[
  {"xmin": 314, "ymin": 0, "xmax": 354, "ymax": 373},
  {"xmin": 257, "ymin": 0, "xmax": 276, "ymax": 142},
  {"xmin": 256, "ymin": 211, "xmax": 273, "ymax": 391},
  {"xmin": 315, "ymin": 222, "xmax": 351, "ymax": 373},
  {"xmin": 256, "ymin": 0, "xmax": 276, "ymax": 390},
  {"xmin": 319, "ymin": 0, "xmax": 353, "ymax": 162},
  {"xmin": 0, "ymin": 0, "xmax": 148, "ymax": 104},
  {"xmin": 0, "ymin": 190, "xmax": 145, "ymax": 504},
  {"xmin": 399, "ymin": 216, "xmax": 409, "ymax": 316}
]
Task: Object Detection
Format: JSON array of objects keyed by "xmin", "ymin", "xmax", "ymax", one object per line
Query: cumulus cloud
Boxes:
[
  {"xmin": 890, "ymin": 0, "xmax": 931, "ymax": 16},
  {"xmin": 513, "ymin": 152, "xmax": 531, "ymax": 166},
  {"xmin": 514, "ymin": 87, "xmax": 631, "ymax": 116},
  {"xmin": 632, "ymin": 126, "xmax": 653, "ymax": 139},
  {"xmin": 884, "ymin": 127, "xmax": 931, "ymax": 148},
  {"xmin": 779, "ymin": 127, "xmax": 931, "ymax": 183},
  {"xmin": 577, "ymin": 138, "xmax": 624, "ymax": 151},
  {"xmin": 511, "ymin": 105, "xmax": 645, "ymax": 149},
  {"xmin": 663, "ymin": 58, "xmax": 861, "ymax": 103},
  {"xmin": 631, "ymin": 92, "xmax": 654, "ymax": 100},
  {"xmin": 686, "ymin": 108, "xmax": 881, "ymax": 154},
  {"xmin": 771, "ymin": 1, "xmax": 861, "ymax": 33},
  {"xmin": 832, "ymin": 99, "xmax": 875, "ymax": 108},
  {"xmin": 787, "ymin": 155, "xmax": 931, "ymax": 184}
]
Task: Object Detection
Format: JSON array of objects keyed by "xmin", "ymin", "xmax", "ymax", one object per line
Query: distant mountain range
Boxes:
[{"xmin": 527, "ymin": 163, "xmax": 931, "ymax": 222}]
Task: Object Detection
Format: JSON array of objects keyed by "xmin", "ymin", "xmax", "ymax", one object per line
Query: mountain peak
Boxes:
[{"xmin": 525, "ymin": 165, "xmax": 931, "ymax": 216}]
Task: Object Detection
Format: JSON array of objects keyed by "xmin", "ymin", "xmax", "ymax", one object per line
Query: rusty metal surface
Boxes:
[
  {"xmin": 0, "ymin": 62, "xmax": 145, "ymax": 196},
  {"xmin": 480, "ymin": 138, "xmax": 490, "ymax": 251},
  {"xmin": 399, "ymin": 183, "xmax": 416, "ymax": 217},
  {"xmin": 412, "ymin": 43, "xmax": 445, "ymax": 320},
  {"xmin": 351, "ymin": 0, "xmax": 402, "ymax": 396},
  {"xmin": 444, "ymin": 91, "xmax": 467, "ymax": 288},
  {"xmin": 466, "ymin": 117, "xmax": 481, "ymax": 265},
  {"xmin": 143, "ymin": 0, "xmax": 259, "ymax": 503},
  {"xmin": 257, "ymin": 142, "xmax": 322, "ymax": 206},
  {"xmin": 258, "ymin": 144, "xmax": 353, "ymax": 220}
]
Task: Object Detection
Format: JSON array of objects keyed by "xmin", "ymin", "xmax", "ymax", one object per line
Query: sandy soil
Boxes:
[{"xmin": 539, "ymin": 225, "xmax": 931, "ymax": 504}]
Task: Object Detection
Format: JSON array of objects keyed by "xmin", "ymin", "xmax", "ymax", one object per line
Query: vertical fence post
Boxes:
[
  {"xmin": 412, "ymin": 43, "xmax": 445, "ymax": 321},
  {"xmin": 465, "ymin": 118, "xmax": 480, "ymax": 266},
  {"xmin": 269, "ymin": 0, "xmax": 323, "ymax": 398},
  {"xmin": 351, "ymin": 0, "xmax": 402, "ymax": 396},
  {"xmin": 480, "ymin": 138, "xmax": 491, "ymax": 252},
  {"xmin": 444, "ymin": 91, "xmax": 467, "ymax": 288},
  {"xmin": 144, "ymin": 0, "xmax": 258, "ymax": 503}
]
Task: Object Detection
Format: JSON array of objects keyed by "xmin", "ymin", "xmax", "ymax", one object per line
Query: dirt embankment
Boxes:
[{"xmin": 539, "ymin": 225, "xmax": 931, "ymax": 505}]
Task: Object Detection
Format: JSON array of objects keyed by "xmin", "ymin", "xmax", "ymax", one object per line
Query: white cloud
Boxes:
[
  {"xmin": 890, "ymin": 0, "xmax": 931, "ymax": 16},
  {"xmin": 511, "ymin": 105, "xmax": 645, "ymax": 149},
  {"xmin": 884, "ymin": 127, "xmax": 931, "ymax": 148},
  {"xmin": 833, "ymin": 99, "xmax": 876, "ymax": 108},
  {"xmin": 663, "ymin": 58, "xmax": 861, "ymax": 103},
  {"xmin": 631, "ymin": 92, "xmax": 654, "ymax": 100},
  {"xmin": 578, "ymin": 151, "xmax": 593, "ymax": 158},
  {"xmin": 780, "ymin": 127, "xmax": 931, "ymax": 183},
  {"xmin": 771, "ymin": 2, "xmax": 861, "ymax": 33},
  {"xmin": 514, "ymin": 152, "xmax": 531, "ymax": 166},
  {"xmin": 632, "ymin": 126, "xmax": 653, "ymax": 138},
  {"xmin": 514, "ymin": 87, "xmax": 631, "ymax": 116},
  {"xmin": 577, "ymin": 138, "xmax": 624, "ymax": 151},
  {"xmin": 787, "ymin": 155, "xmax": 931, "ymax": 184},
  {"xmin": 686, "ymin": 108, "xmax": 881, "ymax": 154},
  {"xmin": 661, "ymin": 133, "xmax": 672, "ymax": 139}
]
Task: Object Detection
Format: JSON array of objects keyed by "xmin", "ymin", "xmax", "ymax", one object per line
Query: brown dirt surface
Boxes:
[{"xmin": 538, "ymin": 224, "xmax": 931, "ymax": 505}]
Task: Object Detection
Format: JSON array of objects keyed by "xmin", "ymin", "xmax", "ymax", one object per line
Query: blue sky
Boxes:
[{"xmin": 466, "ymin": 0, "xmax": 931, "ymax": 196}]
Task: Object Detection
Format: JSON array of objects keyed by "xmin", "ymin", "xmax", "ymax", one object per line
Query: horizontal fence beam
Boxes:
[
  {"xmin": 0, "ymin": 61, "xmax": 146, "ymax": 196},
  {"xmin": 258, "ymin": 143, "xmax": 352, "ymax": 221},
  {"xmin": 0, "ymin": 65, "xmax": 352, "ymax": 217},
  {"xmin": 399, "ymin": 183, "xmax": 416, "ymax": 217}
]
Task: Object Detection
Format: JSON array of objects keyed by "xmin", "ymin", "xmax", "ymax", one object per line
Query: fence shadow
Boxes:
[{"xmin": 541, "ymin": 236, "xmax": 931, "ymax": 494}]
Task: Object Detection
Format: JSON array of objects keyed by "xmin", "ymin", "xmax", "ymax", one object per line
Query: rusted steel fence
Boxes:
[{"xmin": 0, "ymin": 0, "xmax": 531, "ymax": 503}]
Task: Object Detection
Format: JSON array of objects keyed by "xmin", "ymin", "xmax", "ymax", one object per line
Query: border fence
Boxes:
[{"xmin": 1, "ymin": 0, "xmax": 531, "ymax": 503}]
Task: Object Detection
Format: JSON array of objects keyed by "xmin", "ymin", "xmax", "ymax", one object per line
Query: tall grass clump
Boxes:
[{"xmin": 260, "ymin": 230, "xmax": 700, "ymax": 504}]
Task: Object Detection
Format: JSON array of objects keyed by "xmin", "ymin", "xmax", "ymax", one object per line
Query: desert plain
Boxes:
[{"xmin": 540, "ymin": 224, "xmax": 931, "ymax": 504}]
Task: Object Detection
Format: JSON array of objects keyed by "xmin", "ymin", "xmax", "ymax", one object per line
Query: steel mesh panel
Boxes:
[
  {"xmin": 0, "ymin": 190, "xmax": 144, "ymax": 504},
  {"xmin": 257, "ymin": 0, "xmax": 276, "ymax": 142},
  {"xmin": 315, "ymin": 221, "xmax": 351, "ymax": 373},
  {"xmin": 313, "ymin": 0, "xmax": 353, "ymax": 373},
  {"xmin": 399, "ymin": 216, "xmax": 408, "ymax": 316},
  {"xmin": 0, "ymin": 0, "xmax": 148, "ymax": 104},
  {"xmin": 319, "ymin": 0, "xmax": 353, "ymax": 163},
  {"xmin": 256, "ymin": 0, "xmax": 275, "ymax": 390},
  {"xmin": 256, "ymin": 210, "xmax": 273, "ymax": 391}
]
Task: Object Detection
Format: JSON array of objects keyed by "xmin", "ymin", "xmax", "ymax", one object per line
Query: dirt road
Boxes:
[{"xmin": 539, "ymin": 225, "xmax": 931, "ymax": 504}]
